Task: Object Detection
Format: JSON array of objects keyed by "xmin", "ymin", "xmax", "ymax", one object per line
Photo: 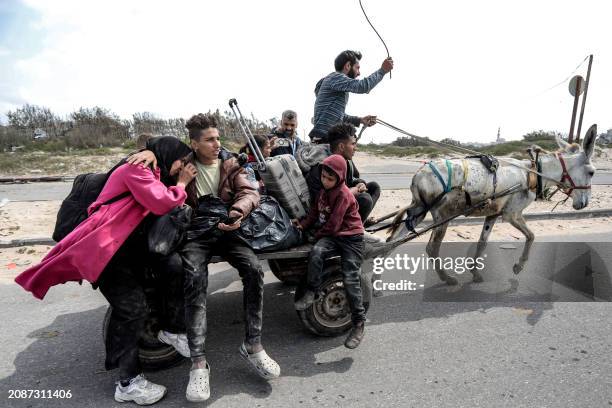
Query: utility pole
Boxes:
[
  {"xmin": 576, "ymin": 54, "xmax": 593, "ymax": 143},
  {"xmin": 568, "ymin": 75, "xmax": 584, "ymax": 144}
]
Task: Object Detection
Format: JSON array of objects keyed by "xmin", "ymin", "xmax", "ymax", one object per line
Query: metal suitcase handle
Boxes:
[{"xmin": 228, "ymin": 98, "xmax": 267, "ymax": 171}]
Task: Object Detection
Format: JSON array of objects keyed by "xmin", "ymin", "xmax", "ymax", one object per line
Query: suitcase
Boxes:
[
  {"xmin": 229, "ymin": 98, "xmax": 310, "ymax": 219},
  {"xmin": 259, "ymin": 154, "xmax": 310, "ymax": 219}
]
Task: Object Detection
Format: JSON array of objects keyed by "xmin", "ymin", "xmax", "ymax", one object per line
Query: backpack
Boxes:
[{"xmin": 52, "ymin": 172, "xmax": 129, "ymax": 242}]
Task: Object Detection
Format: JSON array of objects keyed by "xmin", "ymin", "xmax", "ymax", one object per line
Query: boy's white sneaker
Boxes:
[
  {"xmin": 157, "ymin": 330, "xmax": 190, "ymax": 358},
  {"xmin": 114, "ymin": 374, "xmax": 166, "ymax": 405}
]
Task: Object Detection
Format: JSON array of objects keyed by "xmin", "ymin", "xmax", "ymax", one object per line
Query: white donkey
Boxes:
[{"xmin": 388, "ymin": 125, "xmax": 598, "ymax": 285}]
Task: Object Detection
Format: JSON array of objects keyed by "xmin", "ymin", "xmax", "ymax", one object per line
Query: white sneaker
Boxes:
[
  {"xmin": 157, "ymin": 330, "xmax": 190, "ymax": 358},
  {"xmin": 114, "ymin": 374, "xmax": 166, "ymax": 405},
  {"xmin": 186, "ymin": 364, "xmax": 211, "ymax": 402}
]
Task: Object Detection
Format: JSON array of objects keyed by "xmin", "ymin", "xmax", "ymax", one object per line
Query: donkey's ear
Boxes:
[
  {"xmin": 582, "ymin": 124, "xmax": 597, "ymax": 159},
  {"xmin": 555, "ymin": 133, "xmax": 571, "ymax": 151}
]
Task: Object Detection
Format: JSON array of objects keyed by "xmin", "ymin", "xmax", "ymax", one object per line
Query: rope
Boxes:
[
  {"xmin": 494, "ymin": 55, "xmax": 590, "ymax": 136},
  {"xmin": 358, "ymin": 0, "xmax": 391, "ymax": 78},
  {"xmin": 375, "ymin": 118, "xmax": 569, "ymax": 190},
  {"xmin": 537, "ymin": 55, "xmax": 589, "ymax": 95}
]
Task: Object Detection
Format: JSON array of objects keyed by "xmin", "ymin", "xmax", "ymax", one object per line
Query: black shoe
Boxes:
[
  {"xmin": 344, "ymin": 322, "xmax": 365, "ymax": 349},
  {"xmin": 294, "ymin": 290, "xmax": 315, "ymax": 311}
]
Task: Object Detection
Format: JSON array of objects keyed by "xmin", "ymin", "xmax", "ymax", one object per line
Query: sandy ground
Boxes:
[{"xmin": 0, "ymin": 150, "xmax": 128, "ymax": 177}]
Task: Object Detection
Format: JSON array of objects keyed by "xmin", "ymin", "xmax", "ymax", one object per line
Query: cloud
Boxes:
[{"xmin": 2, "ymin": 0, "xmax": 611, "ymax": 143}]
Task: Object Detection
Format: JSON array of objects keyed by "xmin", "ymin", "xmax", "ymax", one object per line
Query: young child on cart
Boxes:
[{"xmin": 293, "ymin": 154, "xmax": 366, "ymax": 348}]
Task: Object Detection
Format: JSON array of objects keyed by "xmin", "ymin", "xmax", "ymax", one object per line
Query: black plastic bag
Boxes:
[
  {"xmin": 236, "ymin": 195, "xmax": 303, "ymax": 252},
  {"xmin": 186, "ymin": 195, "xmax": 229, "ymax": 242},
  {"xmin": 148, "ymin": 205, "xmax": 193, "ymax": 256}
]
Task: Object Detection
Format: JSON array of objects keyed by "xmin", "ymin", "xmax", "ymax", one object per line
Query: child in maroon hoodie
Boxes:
[{"xmin": 293, "ymin": 154, "xmax": 366, "ymax": 349}]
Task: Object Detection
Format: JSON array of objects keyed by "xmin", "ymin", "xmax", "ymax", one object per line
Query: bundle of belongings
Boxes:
[
  {"xmin": 150, "ymin": 195, "xmax": 302, "ymax": 253},
  {"xmin": 295, "ymin": 143, "xmax": 331, "ymax": 173}
]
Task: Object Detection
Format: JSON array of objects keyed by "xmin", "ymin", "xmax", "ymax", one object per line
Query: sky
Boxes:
[{"xmin": 0, "ymin": 0, "xmax": 610, "ymax": 144}]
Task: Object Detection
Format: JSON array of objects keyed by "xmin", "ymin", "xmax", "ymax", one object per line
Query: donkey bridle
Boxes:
[{"xmin": 555, "ymin": 152, "xmax": 591, "ymax": 196}]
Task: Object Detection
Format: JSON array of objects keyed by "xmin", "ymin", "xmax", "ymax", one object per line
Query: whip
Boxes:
[{"xmin": 358, "ymin": 0, "xmax": 391, "ymax": 79}]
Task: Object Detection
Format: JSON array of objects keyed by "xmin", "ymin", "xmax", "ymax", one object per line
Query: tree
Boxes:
[
  {"xmin": 391, "ymin": 136, "xmax": 430, "ymax": 147},
  {"xmin": 67, "ymin": 106, "xmax": 129, "ymax": 148},
  {"xmin": 522, "ymin": 130, "xmax": 561, "ymax": 142},
  {"xmin": 7, "ymin": 104, "xmax": 57, "ymax": 129},
  {"xmin": 440, "ymin": 137, "xmax": 461, "ymax": 146}
]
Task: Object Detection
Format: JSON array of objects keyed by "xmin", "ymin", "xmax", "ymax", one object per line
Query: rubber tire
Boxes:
[
  {"xmin": 102, "ymin": 306, "xmax": 186, "ymax": 371},
  {"xmin": 296, "ymin": 273, "xmax": 354, "ymax": 337}
]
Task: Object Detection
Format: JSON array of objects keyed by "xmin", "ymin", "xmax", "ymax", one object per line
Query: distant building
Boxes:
[
  {"xmin": 33, "ymin": 128, "xmax": 48, "ymax": 140},
  {"xmin": 597, "ymin": 129, "xmax": 612, "ymax": 145},
  {"xmin": 495, "ymin": 127, "xmax": 506, "ymax": 144}
]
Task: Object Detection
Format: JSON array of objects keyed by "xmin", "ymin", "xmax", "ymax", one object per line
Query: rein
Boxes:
[{"xmin": 374, "ymin": 118, "xmax": 586, "ymax": 196}]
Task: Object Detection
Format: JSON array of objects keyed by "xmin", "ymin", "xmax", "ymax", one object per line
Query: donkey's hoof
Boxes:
[
  {"xmin": 512, "ymin": 263, "xmax": 523, "ymax": 274},
  {"xmin": 445, "ymin": 276, "xmax": 459, "ymax": 286},
  {"xmin": 471, "ymin": 273, "xmax": 484, "ymax": 283}
]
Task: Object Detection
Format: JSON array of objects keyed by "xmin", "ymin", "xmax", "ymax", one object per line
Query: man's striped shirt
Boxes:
[{"xmin": 311, "ymin": 68, "xmax": 386, "ymax": 138}]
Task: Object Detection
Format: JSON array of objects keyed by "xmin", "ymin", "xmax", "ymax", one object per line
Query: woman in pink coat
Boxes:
[{"xmin": 15, "ymin": 136, "xmax": 197, "ymax": 406}]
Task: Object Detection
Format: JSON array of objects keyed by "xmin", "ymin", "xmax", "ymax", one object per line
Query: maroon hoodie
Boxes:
[{"xmin": 300, "ymin": 154, "xmax": 364, "ymax": 238}]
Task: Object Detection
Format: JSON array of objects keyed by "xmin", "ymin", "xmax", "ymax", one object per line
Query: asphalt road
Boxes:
[
  {"xmin": 1, "ymin": 232, "xmax": 611, "ymax": 407},
  {"xmin": 3, "ymin": 171, "xmax": 612, "ymax": 201}
]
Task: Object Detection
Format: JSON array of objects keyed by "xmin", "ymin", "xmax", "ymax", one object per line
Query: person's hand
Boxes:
[
  {"xmin": 381, "ymin": 57, "xmax": 394, "ymax": 73},
  {"xmin": 177, "ymin": 163, "xmax": 197, "ymax": 187},
  {"xmin": 269, "ymin": 136, "xmax": 278, "ymax": 150},
  {"xmin": 291, "ymin": 219, "xmax": 303, "ymax": 230},
  {"xmin": 218, "ymin": 209, "xmax": 243, "ymax": 231},
  {"xmin": 360, "ymin": 115, "xmax": 377, "ymax": 127},
  {"xmin": 356, "ymin": 182, "xmax": 367, "ymax": 193},
  {"xmin": 127, "ymin": 150, "xmax": 157, "ymax": 168}
]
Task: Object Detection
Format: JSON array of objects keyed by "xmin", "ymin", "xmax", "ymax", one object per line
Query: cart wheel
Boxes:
[
  {"xmin": 102, "ymin": 306, "xmax": 185, "ymax": 371},
  {"xmin": 268, "ymin": 258, "xmax": 307, "ymax": 285},
  {"xmin": 296, "ymin": 274, "xmax": 354, "ymax": 336}
]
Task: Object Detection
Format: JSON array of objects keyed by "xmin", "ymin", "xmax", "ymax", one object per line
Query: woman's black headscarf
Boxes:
[{"xmin": 145, "ymin": 136, "xmax": 192, "ymax": 186}]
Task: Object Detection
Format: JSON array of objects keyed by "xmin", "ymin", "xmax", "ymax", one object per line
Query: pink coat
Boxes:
[{"xmin": 15, "ymin": 164, "xmax": 187, "ymax": 300}]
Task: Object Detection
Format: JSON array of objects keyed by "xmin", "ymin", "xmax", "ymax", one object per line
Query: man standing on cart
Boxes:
[{"xmin": 309, "ymin": 50, "xmax": 394, "ymax": 143}]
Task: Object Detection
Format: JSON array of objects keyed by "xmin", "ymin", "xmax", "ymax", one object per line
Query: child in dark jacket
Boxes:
[
  {"xmin": 239, "ymin": 134, "xmax": 271, "ymax": 194},
  {"xmin": 293, "ymin": 154, "xmax": 366, "ymax": 349}
]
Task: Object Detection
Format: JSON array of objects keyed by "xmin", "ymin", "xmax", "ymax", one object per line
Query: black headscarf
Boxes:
[{"xmin": 145, "ymin": 136, "xmax": 192, "ymax": 186}]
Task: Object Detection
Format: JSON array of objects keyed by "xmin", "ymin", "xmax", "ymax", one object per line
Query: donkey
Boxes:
[{"xmin": 388, "ymin": 125, "xmax": 598, "ymax": 285}]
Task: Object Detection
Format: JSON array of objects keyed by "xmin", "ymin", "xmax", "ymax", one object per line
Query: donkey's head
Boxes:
[{"xmin": 554, "ymin": 124, "xmax": 597, "ymax": 210}]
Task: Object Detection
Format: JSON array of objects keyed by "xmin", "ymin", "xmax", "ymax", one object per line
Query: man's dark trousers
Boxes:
[
  {"xmin": 356, "ymin": 181, "xmax": 381, "ymax": 221},
  {"xmin": 180, "ymin": 236, "xmax": 264, "ymax": 362}
]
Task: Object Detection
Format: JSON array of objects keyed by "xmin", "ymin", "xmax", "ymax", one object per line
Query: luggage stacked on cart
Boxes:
[{"xmin": 229, "ymin": 98, "xmax": 310, "ymax": 219}]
